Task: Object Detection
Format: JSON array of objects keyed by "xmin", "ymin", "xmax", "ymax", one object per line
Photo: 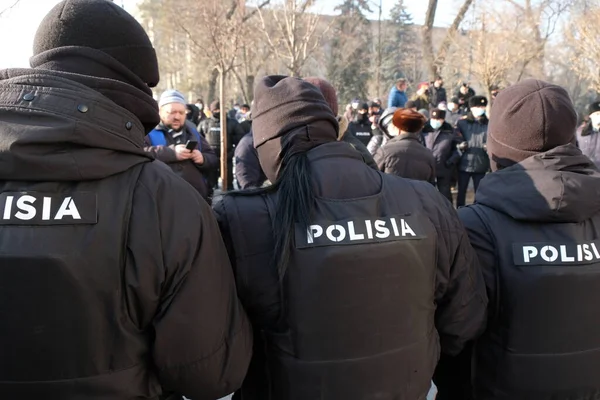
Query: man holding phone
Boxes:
[{"xmin": 146, "ymin": 90, "xmax": 218, "ymax": 201}]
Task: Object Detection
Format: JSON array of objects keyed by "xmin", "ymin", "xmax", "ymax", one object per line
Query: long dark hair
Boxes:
[{"xmin": 228, "ymin": 149, "xmax": 314, "ymax": 281}]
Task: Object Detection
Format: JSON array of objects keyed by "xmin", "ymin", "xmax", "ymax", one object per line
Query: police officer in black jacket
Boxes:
[
  {"xmin": 422, "ymin": 109, "xmax": 462, "ymax": 204},
  {"xmin": 458, "ymin": 79, "xmax": 600, "ymax": 399},
  {"xmin": 348, "ymin": 102, "xmax": 374, "ymax": 146},
  {"xmin": 214, "ymin": 75, "xmax": 487, "ymax": 400},
  {"xmin": 198, "ymin": 101, "xmax": 245, "ymax": 190},
  {"xmin": 0, "ymin": 1, "xmax": 252, "ymax": 399}
]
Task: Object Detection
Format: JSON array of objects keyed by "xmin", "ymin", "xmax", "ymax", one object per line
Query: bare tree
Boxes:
[
  {"xmin": 232, "ymin": 23, "xmax": 273, "ymax": 103},
  {"xmin": 177, "ymin": 0, "xmax": 270, "ymax": 190},
  {"xmin": 422, "ymin": 0, "xmax": 475, "ymax": 80},
  {"xmin": 257, "ymin": 0, "xmax": 327, "ymax": 77},
  {"xmin": 139, "ymin": 0, "xmax": 270, "ymax": 189},
  {"xmin": 421, "ymin": 0, "xmax": 437, "ymax": 80},
  {"xmin": 503, "ymin": 0, "xmax": 573, "ymax": 80},
  {"xmin": 465, "ymin": 7, "xmax": 515, "ymax": 99},
  {"xmin": 567, "ymin": 6, "xmax": 600, "ymax": 92}
]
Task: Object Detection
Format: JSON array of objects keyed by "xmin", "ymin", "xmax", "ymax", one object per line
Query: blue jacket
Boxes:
[{"xmin": 388, "ymin": 86, "xmax": 408, "ymax": 108}]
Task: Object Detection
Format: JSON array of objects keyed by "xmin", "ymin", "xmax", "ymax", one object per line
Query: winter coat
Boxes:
[
  {"xmin": 446, "ymin": 110, "xmax": 463, "ymax": 128},
  {"xmin": 388, "ymin": 85, "xmax": 408, "ymax": 108},
  {"xmin": 454, "ymin": 87, "xmax": 475, "ymax": 114},
  {"xmin": 145, "ymin": 120, "xmax": 218, "ymax": 200},
  {"xmin": 458, "ymin": 145, "xmax": 600, "ymax": 400},
  {"xmin": 234, "ymin": 132, "xmax": 267, "ymax": 189},
  {"xmin": 367, "ymin": 127, "xmax": 387, "ymax": 155},
  {"xmin": 0, "ymin": 68, "xmax": 252, "ymax": 400},
  {"xmin": 214, "ymin": 140, "xmax": 487, "ymax": 400},
  {"xmin": 347, "ymin": 116, "xmax": 374, "ymax": 146},
  {"xmin": 430, "ymin": 86, "xmax": 447, "ymax": 108},
  {"xmin": 374, "ymin": 135, "xmax": 437, "ymax": 184},
  {"xmin": 576, "ymin": 121, "xmax": 600, "ymax": 168},
  {"xmin": 411, "ymin": 94, "xmax": 430, "ymax": 112},
  {"xmin": 198, "ymin": 116, "xmax": 245, "ymax": 159},
  {"xmin": 421, "ymin": 121, "xmax": 461, "ymax": 178},
  {"xmin": 456, "ymin": 114, "xmax": 490, "ymax": 173},
  {"xmin": 341, "ymin": 130, "xmax": 378, "ymax": 170}
]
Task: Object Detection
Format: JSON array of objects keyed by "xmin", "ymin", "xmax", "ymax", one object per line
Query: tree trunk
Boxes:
[
  {"xmin": 219, "ymin": 68, "xmax": 229, "ymax": 191},
  {"xmin": 375, "ymin": 0, "xmax": 382, "ymax": 97},
  {"xmin": 434, "ymin": 0, "xmax": 475, "ymax": 76},
  {"xmin": 232, "ymin": 68, "xmax": 249, "ymax": 104},
  {"xmin": 422, "ymin": 0, "xmax": 438, "ymax": 81},
  {"xmin": 246, "ymin": 75, "xmax": 255, "ymax": 103},
  {"xmin": 208, "ymin": 68, "xmax": 219, "ymax": 103}
]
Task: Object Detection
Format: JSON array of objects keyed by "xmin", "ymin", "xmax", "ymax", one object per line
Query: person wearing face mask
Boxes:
[
  {"xmin": 198, "ymin": 100, "xmax": 246, "ymax": 191},
  {"xmin": 374, "ymin": 108, "xmax": 436, "ymax": 184},
  {"xmin": 422, "ymin": 109, "xmax": 462, "ymax": 204},
  {"xmin": 455, "ymin": 96, "xmax": 490, "ymax": 207},
  {"xmin": 446, "ymin": 97, "xmax": 463, "ymax": 127},
  {"xmin": 367, "ymin": 107, "xmax": 395, "ymax": 155},
  {"xmin": 576, "ymin": 101, "xmax": 600, "ymax": 168},
  {"xmin": 348, "ymin": 102, "xmax": 374, "ymax": 146},
  {"xmin": 195, "ymin": 98, "xmax": 208, "ymax": 123}
]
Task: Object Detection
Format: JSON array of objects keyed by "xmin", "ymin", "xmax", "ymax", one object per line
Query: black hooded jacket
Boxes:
[
  {"xmin": 0, "ymin": 69, "xmax": 251, "ymax": 400},
  {"xmin": 421, "ymin": 121, "xmax": 461, "ymax": 177},
  {"xmin": 214, "ymin": 76, "xmax": 486, "ymax": 400},
  {"xmin": 234, "ymin": 132, "xmax": 267, "ymax": 189},
  {"xmin": 459, "ymin": 145, "xmax": 600, "ymax": 399}
]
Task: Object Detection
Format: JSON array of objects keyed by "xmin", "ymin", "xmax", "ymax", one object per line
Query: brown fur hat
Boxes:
[{"xmin": 392, "ymin": 108, "xmax": 426, "ymax": 133}]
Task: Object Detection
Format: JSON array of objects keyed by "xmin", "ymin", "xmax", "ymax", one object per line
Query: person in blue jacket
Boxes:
[{"xmin": 388, "ymin": 78, "xmax": 408, "ymax": 108}]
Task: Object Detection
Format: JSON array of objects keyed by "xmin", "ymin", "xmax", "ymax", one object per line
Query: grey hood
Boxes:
[{"xmin": 475, "ymin": 144, "xmax": 600, "ymax": 223}]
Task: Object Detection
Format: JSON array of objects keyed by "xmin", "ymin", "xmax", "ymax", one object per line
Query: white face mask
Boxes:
[
  {"xmin": 591, "ymin": 113, "xmax": 600, "ymax": 128},
  {"xmin": 430, "ymin": 120, "xmax": 443, "ymax": 130},
  {"xmin": 471, "ymin": 107, "xmax": 486, "ymax": 117},
  {"xmin": 448, "ymin": 103, "xmax": 457, "ymax": 112}
]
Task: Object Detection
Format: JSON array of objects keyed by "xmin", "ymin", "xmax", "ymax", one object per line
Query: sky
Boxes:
[{"xmin": 0, "ymin": 0, "xmax": 460, "ymax": 69}]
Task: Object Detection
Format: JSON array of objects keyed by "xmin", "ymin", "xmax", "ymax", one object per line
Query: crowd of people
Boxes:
[{"xmin": 3, "ymin": 1, "xmax": 600, "ymax": 400}]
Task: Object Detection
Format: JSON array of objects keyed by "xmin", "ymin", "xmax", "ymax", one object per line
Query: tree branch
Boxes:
[
  {"xmin": 242, "ymin": 0, "xmax": 271, "ymax": 23},
  {"xmin": 434, "ymin": 0, "xmax": 475, "ymax": 75},
  {"xmin": 0, "ymin": 0, "xmax": 20, "ymax": 18}
]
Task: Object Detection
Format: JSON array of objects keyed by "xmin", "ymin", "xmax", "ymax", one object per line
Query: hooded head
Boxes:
[
  {"xmin": 378, "ymin": 107, "xmax": 397, "ymax": 138},
  {"xmin": 32, "ymin": 0, "xmax": 159, "ymax": 88},
  {"xmin": 303, "ymin": 77, "xmax": 339, "ymax": 116},
  {"xmin": 30, "ymin": 0, "xmax": 160, "ymax": 132},
  {"xmin": 487, "ymin": 79, "xmax": 577, "ymax": 171},
  {"xmin": 252, "ymin": 75, "xmax": 338, "ymax": 182}
]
